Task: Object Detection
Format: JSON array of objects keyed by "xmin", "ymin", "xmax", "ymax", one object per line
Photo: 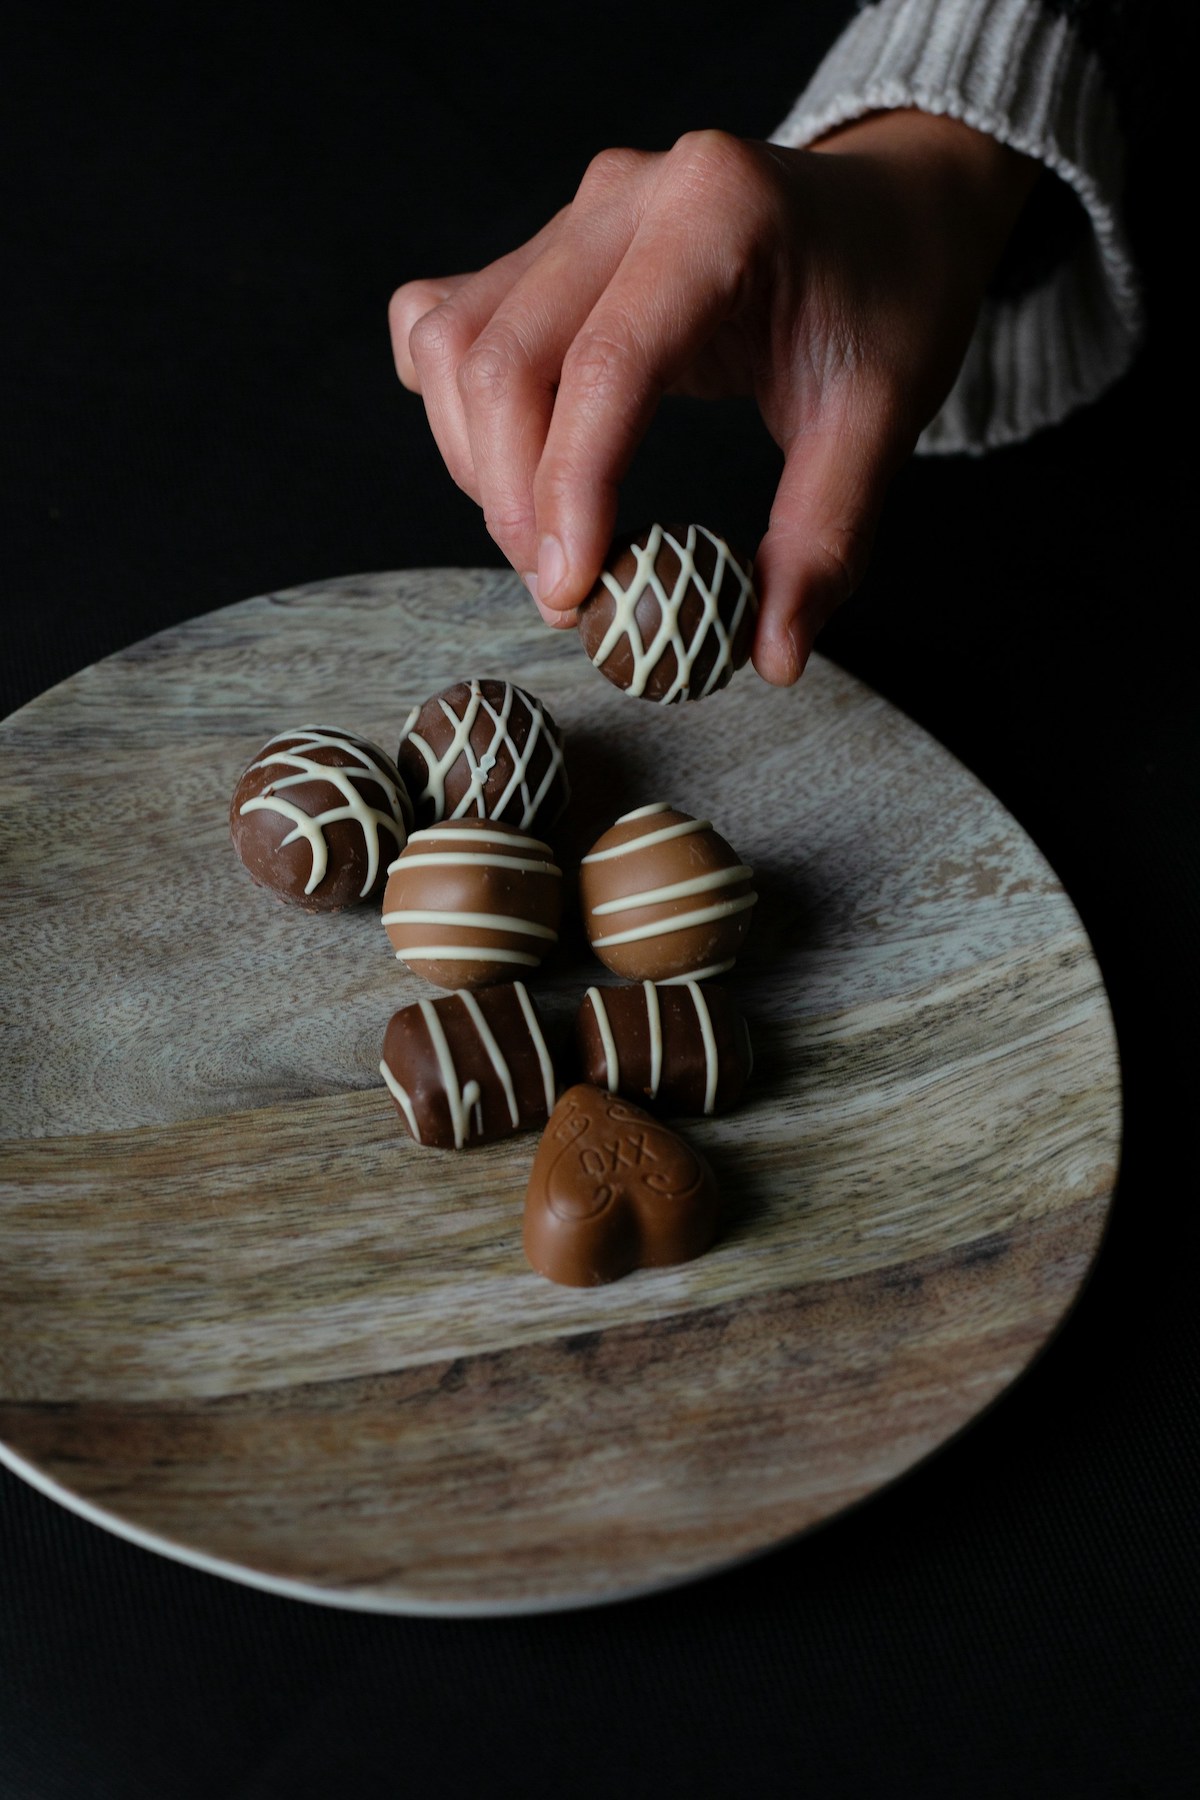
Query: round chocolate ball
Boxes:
[
  {"xmin": 230, "ymin": 726, "xmax": 412, "ymax": 912},
  {"xmin": 382, "ymin": 817, "xmax": 563, "ymax": 989},
  {"xmin": 577, "ymin": 523, "xmax": 757, "ymax": 702},
  {"xmin": 397, "ymin": 678, "xmax": 569, "ymax": 833},
  {"xmin": 579, "ymin": 803, "xmax": 757, "ymax": 982}
]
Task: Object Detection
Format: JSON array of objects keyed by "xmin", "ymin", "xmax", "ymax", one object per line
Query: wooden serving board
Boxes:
[{"xmin": 0, "ymin": 570, "xmax": 1120, "ymax": 1614}]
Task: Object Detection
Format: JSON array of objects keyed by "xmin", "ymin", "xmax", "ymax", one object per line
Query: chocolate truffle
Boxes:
[
  {"xmin": 397, "ymin": 678, "xmax": 569, "ymax": 832},
  {"xmin": 230, "ymin": 726, "xmax": 412, "ymax": 912},
  {"xmin": 523, "ymin": 1085, "xmax": 720, "ymax": 1286},
  {"xmin": 576, "ymin": 981, "xmax": 752, "ymax": 1116},
  {"xmin": 579, "ymin": 803, "xmax": 756, "ymax": 982},
  {"xmin": 382, "ymin": 818, "xmax": 562, "ymax": 989},
  {"xmin": 380, "ymin": 981, "xmax": 557, "ymax": 1150},
  {"xmin": 577, "ymin": 523, "xmax": 757, "ymax": 702}
]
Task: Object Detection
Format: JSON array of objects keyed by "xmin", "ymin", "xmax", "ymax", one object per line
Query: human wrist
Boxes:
[{"xmin": 811, "ymin": 108, "xmax": 1040, "ymax": 286}]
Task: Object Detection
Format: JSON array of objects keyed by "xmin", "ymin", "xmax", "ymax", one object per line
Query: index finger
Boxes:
[{"xmin": 532, "ymin": 132, "xmax": 772, "ymax": 611}]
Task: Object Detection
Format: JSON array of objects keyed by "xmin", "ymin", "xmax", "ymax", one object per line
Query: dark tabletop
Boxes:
[{"xmin": 2, "ymin": 4, "xmax": 1196, "ymax": 1796}]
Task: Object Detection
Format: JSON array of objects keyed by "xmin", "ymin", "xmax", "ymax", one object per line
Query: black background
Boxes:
[{"xmin": 2, "ymin": 4, "xmax": 1197, "ymax": 1795}]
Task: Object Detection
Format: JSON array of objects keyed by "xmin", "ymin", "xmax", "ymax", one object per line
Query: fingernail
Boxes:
[
  {"xmin": 537, "ymin": 534, "xmax": 566, "ymax": 602},
  {"xmin": 522, "ymin": 571, "xmax": 540, "ymax": 603},
  {"xmin": 533, "ymin": 597, "xmax": 575, "ymax": 627},
  {"xmin": 786, "ymin": 618, "xmax": 811, "ymax": 684}
]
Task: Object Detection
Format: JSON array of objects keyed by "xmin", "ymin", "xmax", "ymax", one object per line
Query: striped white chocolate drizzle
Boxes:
[
  {"xmin": 421, "ymin": 998, "xmax": 481, "ymax": 1150},
  {"xmin": 580, "ymin": 804, "xmax": 708, "ymax": 866},
  {"xmin": 686, "ymin": 980, "xmax": 719, "ymax": 1115},
  {"xmin": 403, "ymin": 680, "xmax": 568, "ymax": 827},
  {"xmin": 586, "ymin": 986, "xmax": 620, "ymax": 1093},
  {"xmin": 644, "ymin": 980, "xmax": 663, "ymax": 1097},
  {"xmin": 383, "ymin": 824, "xmax": 561, "ymax": 967},
  {"xmin": 590, "ymin": 524, "xmax": 757, "ymax": 701},
  {"xmin": 458, "ymin": 990, "xmax": 520, "ymax": 1128},
  {"xmin": 590, "ymin": 894, "xmax": 756, "ymax": 951},
  {"xmin": 378, "ymin": 1058, "xmax": 420, "ymax": 1139},
  {"xmin": 381, "ymin": 987, "xmax": 543, "ymax": 1150},
  {"xmin": 239, "ymin": 727, "xmax": 411, "ymax": 897},
  {"xmin": 513, "ymin": 981, "xmax": 557, "ymax": 1117},
  {"xmin": 583, "ymin": 802, "xmax": 756, "ymax": 961}
]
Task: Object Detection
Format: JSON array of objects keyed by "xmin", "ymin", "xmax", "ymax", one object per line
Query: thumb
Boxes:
[{"xmin": 751, "ymin": 408, "xmax": 904, "ymax": 686}]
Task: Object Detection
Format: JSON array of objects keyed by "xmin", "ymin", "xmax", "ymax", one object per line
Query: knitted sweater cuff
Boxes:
[{"xmin": 770, "ymin": 0, "xmax": 1144, "ymax": 453}]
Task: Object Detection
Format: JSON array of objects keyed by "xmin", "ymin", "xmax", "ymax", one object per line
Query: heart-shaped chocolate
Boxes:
[{"xmin": 523, "ymin": 1084, "xmax": 719, "ymax": 1286}]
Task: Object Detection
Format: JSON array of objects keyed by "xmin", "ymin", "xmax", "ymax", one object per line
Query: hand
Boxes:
[{"xmin": 389, "ymin": 112, "xmax": 1038, "ymax": 684}]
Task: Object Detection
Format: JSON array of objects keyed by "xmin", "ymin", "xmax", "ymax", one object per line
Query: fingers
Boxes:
[
  {"xmin": 388, "ymin": 277, "xmax": 464, "ymax": 390},
  {"xmin": 752, "ymin": 397, "xmax": 908, "ymax": 686},
  {"xmin": 452, "ymin": 153, "xmax": 652, "ymax": 580},
  {"xmin": 533, "ymin": 132, "xmax": 774, "ymax": 612},
  {"xmin": 388, "ymin": 225, "xmax": 561, "ymax": 503},
  {"xmin": 389, "ymin": 133, "xmax": 775, "ymax": 614}
]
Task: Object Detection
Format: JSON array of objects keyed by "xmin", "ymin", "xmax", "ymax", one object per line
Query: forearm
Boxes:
[
  {"xmin": 771, "ymin": 0, "xmax": 1144, "ymax": 451},
  {"xmin": 810, "ymin": 109, "xmax": 1042, "ymax": 295}
]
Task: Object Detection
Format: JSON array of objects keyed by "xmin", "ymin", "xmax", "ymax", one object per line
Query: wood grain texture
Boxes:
[{"xmin": 0, "ymin": 569, "xmax": 1120, "ymax": 1613}]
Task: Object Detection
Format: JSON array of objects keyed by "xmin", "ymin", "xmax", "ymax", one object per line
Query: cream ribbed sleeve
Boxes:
[{"xmin": 770, "ymin": 0, "xmax": 1143, "ymax": 452}]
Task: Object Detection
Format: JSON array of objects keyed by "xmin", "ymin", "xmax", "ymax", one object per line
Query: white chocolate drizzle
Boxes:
[
  {"xmin": 239, "ymin": 727, "xmax": 411, "ymax": 897},
  {"xmin": 393, "ymin": 944, "xmax": 542, "ymax": 967},
  {"xmin": 458, "ymin": 989, "xmax": 520, "ymax": 1128},
  {"xmin": 421, "ymin": 999, "xmax": 479, "ymax": 1150},
  {"xmin": 378, "ymin": 1058, "xmax": 420, "ymax": 1138},
  {"xmin": 403, "ymin": 680, "xmax": 568, "ymax": 827},
  {"xmin": 590, "ymin": 524, "xmax": 757, "ymax": 702},
  {"xmin": 388, "ymin": 851, "xmax": 560, "ymax": 876},
  {"xmin": 587, "ymin": 986, "xmax": 620, "ymax": 1094},
  {"xmin": 659, "ymin": 959, "xmax": 735, "ymax": 984},
  {"xmin": 590, "ymin": 863, "xmax": 754, "ymax": 915},
  {"xmin": 590, "ymin": 893, "xmax": 756, "ymax": 950},
  {"xmin": 581, "ymin": 809, "xmax": 710, "ymax": 866},
  {"xmin": 513, "ymin": 980, "xmax": 557, "ymax": 1117},
  {"xmin": 380, "ymin": 982, "xmax": 553, "ymax": 1149},
  {"xmin": 383, "ymin": 910, "xmax": 557, "ymax": 940},
  {"xmin": 686, "ymin": 980, "xmax": 719, "ymax": 1115},
  {"xmin": 644, "ymin": 979, "xmax": 663, "ymax": 1097},
  {"xmin": 383, "ymin": 824, "xmax": 560, "ymax": 969}
]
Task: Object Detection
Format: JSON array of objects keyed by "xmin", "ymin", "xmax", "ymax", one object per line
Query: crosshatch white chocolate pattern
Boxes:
[
  {"xmin": 400, "ymin": 679, "xmax": 568, "ymax": 827},
  {"xmin": 237, "ymin": 726, "xmax": 412, "ymax": 897},
  {"xmin": 589, "ymin": 524, "xmax": 757, "ymax": 701}
]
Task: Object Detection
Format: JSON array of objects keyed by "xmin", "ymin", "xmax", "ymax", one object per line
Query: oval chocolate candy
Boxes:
[
  {"xmin": 380, "ymin": 981, "xmax": 557, "ymax": 1150},
  {"xmin": 575, "ymin": 980, "xmax": 752, "ymax": 1116}
]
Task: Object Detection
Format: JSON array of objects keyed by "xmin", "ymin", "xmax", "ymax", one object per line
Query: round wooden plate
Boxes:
[{"xmin": 0, "ymin": 570, "xmax": 1120, "ymax": 1614}]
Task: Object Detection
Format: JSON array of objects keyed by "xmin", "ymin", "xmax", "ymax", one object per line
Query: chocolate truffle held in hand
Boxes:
[
  {"xmin": 230, "ymin": 727, "xmax": 412, "ymax": 911},
  {"xmin": 397, "ymin": 678, "xmax": 569, "ymax": 833},
  {"xmin": 580, "ymin": 804, "xmax": 757, "ymax": 983},
  {"xmin": 382, "ymin": 818, "xmax": 562, "ymax": 989},
  {"xmin": 578, "ymin": 523, "xmax": 757, "ymax": 702}
]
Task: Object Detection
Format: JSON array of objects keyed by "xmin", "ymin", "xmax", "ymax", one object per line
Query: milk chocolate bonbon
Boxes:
[
  {"xmin": 576, "ymin": 981, "xmax": 752, "ymax": 1116},
  {"xmin": 380, "ymin": 982, "xmax": 557, "ymax": 1150},
  {"xmin": 577, "ymin": 523, "xmax": 757, "ymax": 702},
  {"xmin": 382, "ymin": 819, "xmax": 562, "ymax": 989},
  {"xmin": 230, "ymin": 726, "xmax": 412, "ymax": 912},
  {"xmin": 523, "ymin": 1085, "xmax": 720, "ymax": 1286},
  {"xmin": 579, "ymin": 803, "xmax": 756, "ymax": 982},
  {"xmin": 397, "ymin": 678, "xmax": 569, "ymax": 832}
]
